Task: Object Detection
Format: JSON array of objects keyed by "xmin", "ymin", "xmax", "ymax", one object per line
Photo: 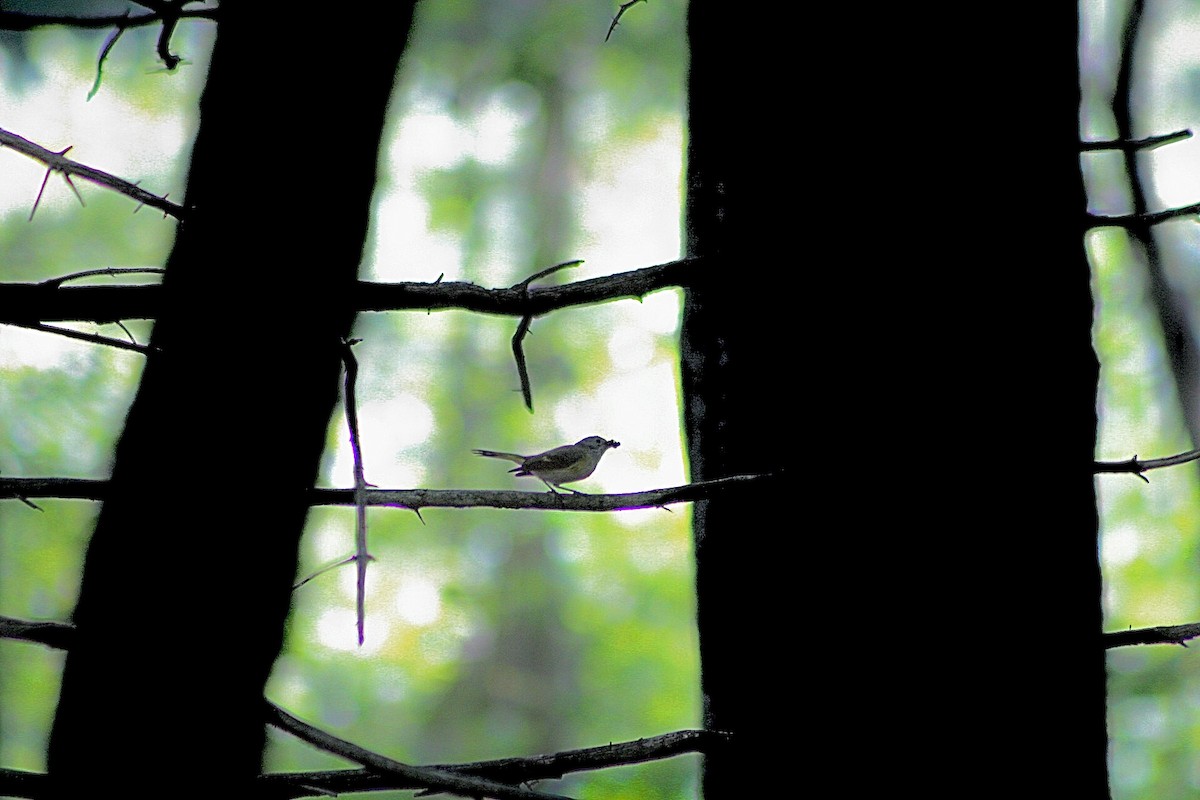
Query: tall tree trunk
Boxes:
[
  {"xmin": 47, "ymin": 8, "xmax": 416, "ymax": 795},
  {"xmin": 681, "ymin": 7, "xmax": 790, "ymax": 797},
  {"xmin": 682, "ymin": 6, "xmax": 1106, "ymax": 797}
]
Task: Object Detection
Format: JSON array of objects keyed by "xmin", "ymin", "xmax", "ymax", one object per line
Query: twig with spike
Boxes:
[
  {"xmin": 605, "ymin": 0, "xmax": 646, "ymax": 41},
  {"xmin": 0, "ymin": 126, "xmax": 186, "ymax": 219}
]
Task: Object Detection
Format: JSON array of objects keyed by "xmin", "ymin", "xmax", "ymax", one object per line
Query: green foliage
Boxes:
[
  {"xmin": 2, "ymin": 2, "xmax": 694, "ymax": 795},
  {"xmin": 1092, "ymin": 212, "xmax": 1200, "ymax": 796}
]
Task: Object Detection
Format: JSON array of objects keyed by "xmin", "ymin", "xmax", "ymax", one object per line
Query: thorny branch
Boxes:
[
  {"xmin": 1093, "ymin": 446, "xmax": 1200, "ymax": 482},
  {"xmin": 0, "ymin": 127, "xmax": 186, "ymax": 219},
  {"xmin": 605, "ymin": 0, "xmax": 646, "ymax": 41}
]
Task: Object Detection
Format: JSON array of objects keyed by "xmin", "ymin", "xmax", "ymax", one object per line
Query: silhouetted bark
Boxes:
[
  {"xmin": 683, "ymin": 7, "xmax": 1106, "ymax": 797},
  {"xmin": 47, "ymin": 7, "xmax": 416, "ymax": 796},
  {"xmin": 681, "ymin": 7, "xmax": 790, "ymax": 796}
]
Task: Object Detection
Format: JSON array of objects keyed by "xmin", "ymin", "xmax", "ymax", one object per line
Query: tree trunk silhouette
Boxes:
[
  {"xmin": 682, "ymin": 6, "xmax": 1107, "ymax": 796},
  {"xmin": 682, "ymin": 6, "xmax": 790, "ymax": 796},
  {"xmin": 47, "ymin": 8, "xmax": 416, "ymax": 795}
]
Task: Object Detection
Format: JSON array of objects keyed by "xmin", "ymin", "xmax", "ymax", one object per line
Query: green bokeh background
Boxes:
[{"xmin": 1, "ymin": 4, "xmax": 697, "ymax": 798}]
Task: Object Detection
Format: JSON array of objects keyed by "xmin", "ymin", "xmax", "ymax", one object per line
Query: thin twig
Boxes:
[
  {"xmin": 513, "ymin": 259, "xmax": 583, "ymax": 291},
  {"xmin": 265, "ymin": 700, "xmax": 574, "ymax": 800},
  {"xmin": 510, "ymin": 260, "xmax": 583, "ymax": 412},
  {"xmin": 605, "ymin": 0, "xmax": 646, "ymax": 41},
  {"xmin": 0, "ymin": 473, "xmax": 43, "ymax": 510},
  {"xmin": 512, "ymin": 314, "xmax": 535, "ymax": 411},
  {"xmin": 3, "ymin": 321, "xmax": 154, "ymax": 355},
  {"xmin": 339, "ymin": 338, "xmax": 371, "ymax": 645},
  {"xmin": 134, "ymin": 0, "xmax": 185, "ymax": 69},
  {"xmin": 0, "ymin": 615, "xmax": 720, "ymax": 797},
  {"xmin": 88, "ymin": 12, "xmax": 130, "ymax": 100},
  {"xmin": 1079, "ymin": 129, "xmax": 1192, "ymax": 152},
  {"xmin": 292, "ymin": 553, "xmax": 375, "ymax": 591},
  {"xmin": 39, "ymin": 267, "xmax": 165, "ymax": 289},
  {"xmin": 255, "ymin": 729, "xmax": 732, "ymax": 798},
  {"xmin": 1087, "ymin": 201, "xmax": 1200, "ymax": 229}
]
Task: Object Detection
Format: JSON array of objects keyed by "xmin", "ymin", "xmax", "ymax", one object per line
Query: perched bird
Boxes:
[{"xmin": 473, "ymin": 436, "xmax": 620, "ymax": 493}]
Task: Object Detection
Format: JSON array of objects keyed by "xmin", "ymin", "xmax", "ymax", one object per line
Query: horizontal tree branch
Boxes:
[
  {"xmin": 0, "ymin": 615, "xmax": 77, "ymax": 650},
  {"xmin": 1078, "ymin": 129, "xmax": 1191, "ymax": 152},
  {"xmin": 0, "ymin": 257, "xmax": 705, "ymax": 323},
  {"xmin": 0, "ymin": 8, "xmax": 219, "ymax": 31},
  {"xmin": 256, "ymin": 728, "xmax": 729, "ymax": 798},
  {"xmin": 0, "ymin": 472, "xmax": 775, "ymax": 511},
  {"xmin": 1087, "ymin": 201, "xmax": 1200, "ymax": 229},
  {"xmin": 1103, "ymin": 622, "xmax": 1200, "ymax": 648},
  {"xmin": 1093, "ymin": 447, "xmax": 1200, "ymax": 482}
]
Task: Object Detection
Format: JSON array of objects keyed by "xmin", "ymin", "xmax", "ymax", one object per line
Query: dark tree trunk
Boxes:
[
  {"xmin": 47, "ymin": 8, "xmax": 416, "ymax": 795},
  {"xmin": 681, "ymin": 7, "xmax": 792, "ymax": 797},
  {"xmin": 683, "ymin": 7, "xmax": 1106, "ymax": 797}
]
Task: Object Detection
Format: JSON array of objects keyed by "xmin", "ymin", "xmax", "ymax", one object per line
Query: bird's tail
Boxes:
[{"xmin": 472, "ymin": 449, "xmax": 525, "ymax": 464}]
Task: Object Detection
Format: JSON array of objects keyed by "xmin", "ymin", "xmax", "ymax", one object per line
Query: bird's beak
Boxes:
[{"xmin": 608, "ymin": 440, "xmax": 621, "ymax": 448}]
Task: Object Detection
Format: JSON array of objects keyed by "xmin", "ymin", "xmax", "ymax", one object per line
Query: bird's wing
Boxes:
[{"xmin": 521, "ymin": 445, "xmax": 586, "ymax": 472}]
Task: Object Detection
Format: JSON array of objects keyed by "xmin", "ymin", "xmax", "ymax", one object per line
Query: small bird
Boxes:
[{"xmin": 473, "ymin": 436, "xmax": 620, "ymax": 494}]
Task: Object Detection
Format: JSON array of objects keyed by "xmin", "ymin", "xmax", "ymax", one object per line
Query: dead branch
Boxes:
[
  {"xmin": 1093, "ymin": 446, "xmax": 1200, "ymax": 482},
  {"xmin": 0, "ymin": 7, "xmax": 218, "ymax": 31},
  {"xmin": 255, "ymin": 728, "xmax": 731, "ymax": 798},
  {"xmin": 0, "ymin": 256, "xmax": 706, "ymax": 323},
  {"xmin": 1104, "ymin": 622, "xmax": 1200, "ymax": 648},
  {"xmin": 337, "ymin": 339, "xmax": 372, "ymax": 645},
  {"xmin": 4, "ymin": 321, "xmax": 154, "ymax": 355},
  {"xmin": 508, "ymin": 261, "xmax": 584, "ymax": 411},
  {"xmin": 1079, "ymin": 129, "xmax": 1191, "ymax": 153},
  {"xmin": 265, "ymin": 701, "xmax": 572, "ymax": 800},
  {"xmin": 0, "ymin": 616, "xmax": 724, "ymax": 799},
  {"xmin": 605, "ymin": 0, "xmax": 646, "ymax": 42},
  {"xmin": 1087, "ymin": 201, "xmax": 1200, "ymax": 229},
  {"xmin": 0, "ymin": 472, "xmax": 775, "ymax": 511},
  {"xmin": 0, "ymin": 127, "xmax": 186, "ymax": 219}
]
